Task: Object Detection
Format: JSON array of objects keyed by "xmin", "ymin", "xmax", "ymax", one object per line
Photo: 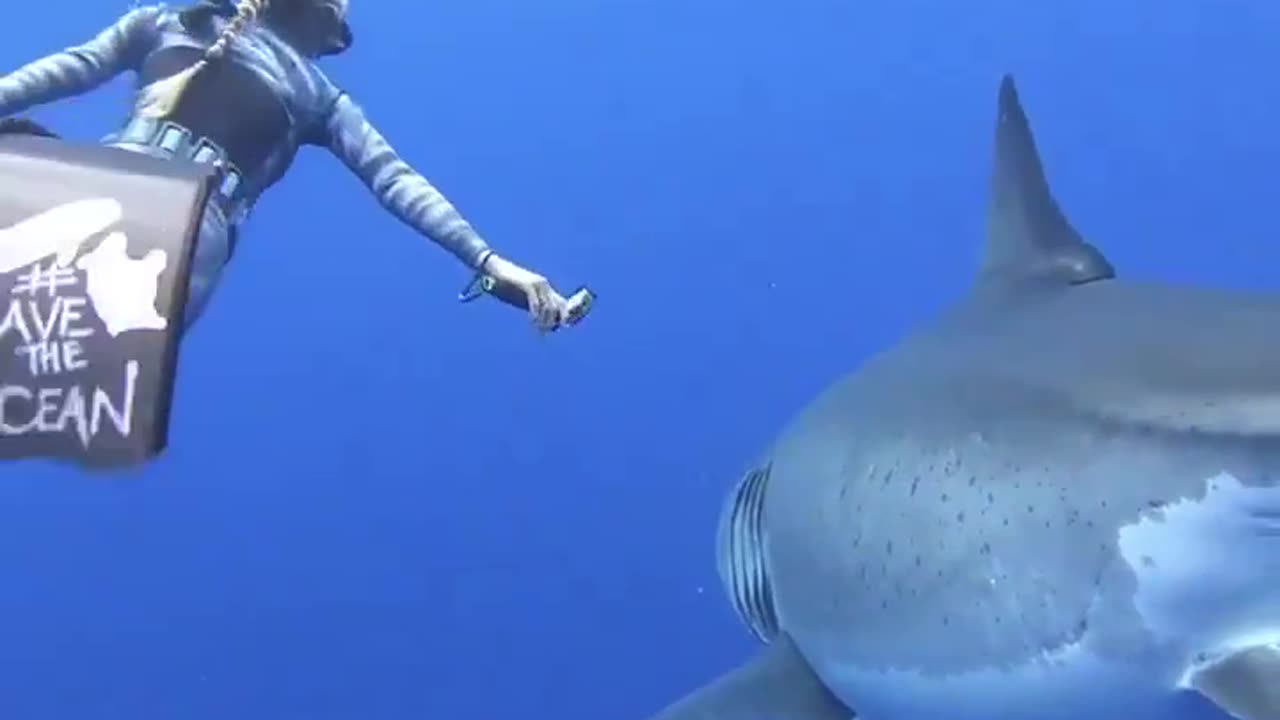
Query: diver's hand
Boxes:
[{"xmin": 482, "ymin": 253, "xmax": 570, "ymax": 331}]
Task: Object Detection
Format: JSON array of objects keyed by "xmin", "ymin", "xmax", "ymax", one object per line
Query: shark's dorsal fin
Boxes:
[{"xmin": 981, "ymin": 75, "xmax": 1115, "ymax": 287}]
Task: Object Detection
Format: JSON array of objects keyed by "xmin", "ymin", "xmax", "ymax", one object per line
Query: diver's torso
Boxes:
[{"xmin": 129, "ymin": 11, "xmax": 340, "ymax": 202}]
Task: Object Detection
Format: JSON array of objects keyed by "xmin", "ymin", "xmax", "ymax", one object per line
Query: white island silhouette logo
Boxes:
[
  {"xmin": 0, "ymin": 197, "xmax": 174, "ymax": 453},
  {"xmin": 76, "ymin": 231, "xmax": 169, "ymax": 336},
  {"xmin": 0, "ymin": 198, "xmax": 170, "ymax": 334}
]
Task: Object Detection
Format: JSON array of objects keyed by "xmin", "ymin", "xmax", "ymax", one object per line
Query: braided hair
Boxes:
[{"xmin": 135, "ymin": 0, "xmax": 269, "ymax": 119}]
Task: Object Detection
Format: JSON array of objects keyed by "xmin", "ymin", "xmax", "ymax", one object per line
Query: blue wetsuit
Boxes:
[{"xmin": 0, "ymin": 5, "xmax": 492, "ymax": 325}]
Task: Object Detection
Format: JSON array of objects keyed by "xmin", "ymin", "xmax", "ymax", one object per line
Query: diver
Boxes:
[{"xmin": 0, "ymin": 0, "xmax": 584, "ymax": 331}]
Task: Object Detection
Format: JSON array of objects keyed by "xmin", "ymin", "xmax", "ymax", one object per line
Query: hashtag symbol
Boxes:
[{"xmin": 10, "ymin": 259, "xmax": 78, "ymax": 298}]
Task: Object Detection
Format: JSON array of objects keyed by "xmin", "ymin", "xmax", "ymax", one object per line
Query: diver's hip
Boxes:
[{"xmin": 104, "ymin": 116, "xmax": 245, "ymax": 226}]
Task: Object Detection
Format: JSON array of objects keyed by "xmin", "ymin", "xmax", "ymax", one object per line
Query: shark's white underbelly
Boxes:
[
  {"xmin": 783, "ymin": 472, "xmax": 1280, "ymax": 720},
  {"xmin": 814, "ymin": 647, "xmax": 1230, "ymax": 719}
]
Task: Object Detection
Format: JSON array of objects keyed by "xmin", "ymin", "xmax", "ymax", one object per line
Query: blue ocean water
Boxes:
[{"xmin": 0, "ymin": 0, "xmax": 1276, "ymax": 717}]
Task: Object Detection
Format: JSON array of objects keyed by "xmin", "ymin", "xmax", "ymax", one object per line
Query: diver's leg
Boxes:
[{"xmin": 181, "ymin": 204, "xmax": 232, "ymax": 329}]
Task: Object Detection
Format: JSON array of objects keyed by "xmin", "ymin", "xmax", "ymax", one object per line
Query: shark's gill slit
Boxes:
[{"xmin": 717, "ymin": 463, "xmax": 779, "ymax": 642}]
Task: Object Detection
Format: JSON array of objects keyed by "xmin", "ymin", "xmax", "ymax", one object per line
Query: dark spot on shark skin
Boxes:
[
  {"xmin": 942, "ymin": 493, "xmax": 950, "ymax": 503},
  {"xmin": 1141, "ymin": 555, "xmax": 1156, "ymax": 568},
  {"xmin": 957, "ymin": 511, "xmax": 966, "ymax": 523},
  {"xmin": 886, "ymin": 540, "xmax": 894, "ymax": 555},
  {"xmin": 911, "ymin": 476, "xmax": 920, "ymax": 495},
  {"xmin": 968, "ymin": 475, "xmax": 977, "ymax": 487}
]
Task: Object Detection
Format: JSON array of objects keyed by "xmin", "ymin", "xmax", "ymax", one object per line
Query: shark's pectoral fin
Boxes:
[
  {"xmin": 979, "ymin": 75, "xmax": 1114, "ymax": 289},
  {"xmin": 647, "ymin": 634, "xmax": 854, "ymax": 720},
  {"xmin": 1185, "ymin": 643, "xmax": 1280, "ymax": 720}
]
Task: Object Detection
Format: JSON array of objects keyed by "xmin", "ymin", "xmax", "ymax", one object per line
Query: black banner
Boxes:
[{"xmin": 0, "ymin": 134, "xmax": 213, "ymax": 469}]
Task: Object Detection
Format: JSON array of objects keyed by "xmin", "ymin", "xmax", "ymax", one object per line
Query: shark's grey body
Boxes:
[{"xmin": 647, "ymin": 77, "xmax": 1280, "ymax": 720}]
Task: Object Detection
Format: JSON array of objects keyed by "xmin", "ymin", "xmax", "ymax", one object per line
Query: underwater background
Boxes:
[{"xmin": 0, "ymin": 0, "xmax": 1277, "ymax": 717}]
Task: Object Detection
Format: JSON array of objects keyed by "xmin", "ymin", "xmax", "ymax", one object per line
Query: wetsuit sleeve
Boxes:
[
  {"xmin": 0, "ymin": 6, "xmax": 162, "ymax": 118},
  {"xmin": 319, "ymin": 93, "xmax": 493, "ymax": 270}
]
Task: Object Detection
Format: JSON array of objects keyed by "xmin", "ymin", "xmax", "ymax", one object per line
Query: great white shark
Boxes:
[{"xmin": 645, "ymin": 76, "xmax": 1280, "ymax": 720}]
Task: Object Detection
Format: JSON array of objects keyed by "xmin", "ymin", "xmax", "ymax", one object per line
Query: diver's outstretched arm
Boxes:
[
  {"xmin": 0, "ymin": 6, "xmax": 162, "ymax": 118},
  {"xmin": 319, "ymin": 93, "xmax": 493, "ymax": 269},
  {"xmin": 319, "ymin": 93, "xmax": 577, "ymax": 329}
]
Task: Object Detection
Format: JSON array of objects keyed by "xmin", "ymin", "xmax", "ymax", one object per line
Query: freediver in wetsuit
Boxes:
[{"xmin": 0, "ymin": 0, "xmax": 579, "ymax": 330}]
